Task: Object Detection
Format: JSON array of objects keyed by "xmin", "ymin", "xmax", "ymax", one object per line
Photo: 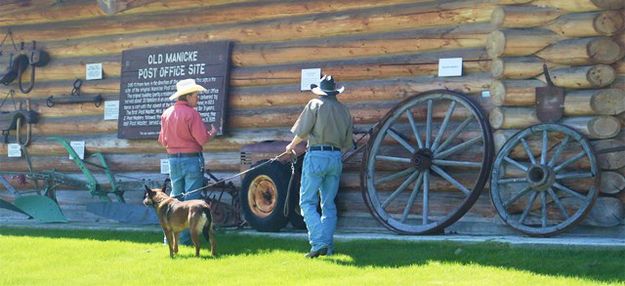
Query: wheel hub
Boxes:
[
  {"xmin": 526, "ymin": 165, "xmax": 555, "ymax": 192},
  {"xmin": 412, "ymin": 149, "xmax": 433, "ymax": 171}
]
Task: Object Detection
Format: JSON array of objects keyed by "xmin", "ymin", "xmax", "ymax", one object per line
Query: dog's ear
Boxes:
[
  {"xmin": 144, "ymin": 185, "xmax": 154, "ymax": 196},
  {"xmin": 162, "ymin": 178, "xmax": 170, "ymax": 194}
]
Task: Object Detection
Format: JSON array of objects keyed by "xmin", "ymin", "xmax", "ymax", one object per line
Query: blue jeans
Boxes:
[
  {"xmin": 168, "ymin": 155, "xmax": 205, "ymax": 245},
  {"xmin": 299, "ymin": 150, "xmax": 342, "ymax": 253}
]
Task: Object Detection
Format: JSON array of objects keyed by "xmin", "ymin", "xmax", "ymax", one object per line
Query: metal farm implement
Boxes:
[{"xmin": 0, "ymin": 136, "xmax": 145, "ymax": 223}]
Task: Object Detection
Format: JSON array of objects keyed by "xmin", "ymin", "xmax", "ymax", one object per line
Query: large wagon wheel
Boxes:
[
  {"xmin": 490, "ymin": 124, "xmax": 599, "ymax": 236},
  {"xmin": 361, "ymin": 90, "xmax": 494, "ymax": 234}
]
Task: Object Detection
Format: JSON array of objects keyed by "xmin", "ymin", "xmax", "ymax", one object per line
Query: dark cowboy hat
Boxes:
[{"xmin": 311, "ymin": 75, "xmax": 344, "ymax": 96}]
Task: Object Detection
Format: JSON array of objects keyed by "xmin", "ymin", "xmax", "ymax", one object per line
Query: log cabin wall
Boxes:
[{"xmin": 0, "ymin": 0, "xmax": 623, "ymax": 234}]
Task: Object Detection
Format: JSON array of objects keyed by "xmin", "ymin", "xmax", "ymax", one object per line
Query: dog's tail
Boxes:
[{"xmin": 202, "ymin": 206, "xmax": 213, "ymax": 243}]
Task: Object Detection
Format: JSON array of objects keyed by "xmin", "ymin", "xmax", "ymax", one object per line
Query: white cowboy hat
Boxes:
[
  {"xmin": 311, "ymin": 75, "xmax": 345, "ymax": 96},
  {"xmin": 169, "ymin": 79, "xmax": 207, "ymax": 101}
]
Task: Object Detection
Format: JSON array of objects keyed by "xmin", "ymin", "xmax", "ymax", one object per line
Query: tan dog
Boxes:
[{"xmin": 143, "ymin": 184, "xmax": 216, "ymax": 258}]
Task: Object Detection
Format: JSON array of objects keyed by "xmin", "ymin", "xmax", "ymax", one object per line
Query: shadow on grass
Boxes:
[{"xmin": 1, "ymin": 227, "xmax": 624, "ymax": 283}]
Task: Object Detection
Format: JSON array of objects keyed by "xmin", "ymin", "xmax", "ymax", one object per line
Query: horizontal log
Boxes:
[
  {"xmin": 1, "ymin": 74, "xmax": 493, "ymax": 114},
  {"xmin": 545, "ymin": 10, "xmax": 625, "ymax": 37},
  {"xmin": 535, "ymin": 37, "xmax": 623, "ymax": 65},
  {"xmin": 491, "ymin": 6, "xmax": 562, "ymax": 28},
  {"xmin": 489, "ymin": 79, "xmax": 545, "ymax": 106},
  {"xmin": 33, "ymin": 14, "xmax": 491, "ymax": 62},
  {"xmin": 28, "ymin": 48, "xmax": 491, "ymax": 87},
  {"xmin": 486, "ymin": 29, "xmax": 559, "ymax": 58},
  {"xmin": 599, "ymin": 171, "xmax": 625, "ymax": 195},
  {"xmin": 495, "ymin": 0, "xmax": 534, "ymax": 4},
  {"xmin": 0, "ymin": 127, "xmax": 305, "ymax": 155},
  {"xmin": 0, "ymin": 0, "xmax": 257, "ymax": 26},
  {"xmin": 531, "ymin": 0, "xmax": 625, "ymax": 12},
  {"xmin": 491, "ymin": 82, "xmax": 625, "ymax": 115},
  {"xmin": 490, "ymin": 107, "xmax": 620, "ymax": 139},
  {"xmin": 490, "ymin": 56, "xmax": 561, "ymax": 79},
  {"xmin": 582, "ymin": 197, "xmax": 624, "ymax": 227},
  {"xmin": 594, "ymin": 139, "xmax": 625, "ymax": 170},
  {"xmin": 537, "ymin": 65, "xmax": 616, "ymax": 89},
  {"xmin": 3, "ymin": 0, "xmax": 480, "ymax": 41},
  {"xmin": 0, "ymin": 152, "xmax": 241, "ymax": 173}
]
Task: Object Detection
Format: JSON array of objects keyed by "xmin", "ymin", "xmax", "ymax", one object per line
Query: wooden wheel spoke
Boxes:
[
  {"xmin": 401, "ymin": 172, "xmax": 424, "ymax": 223},
  {"xmin": 422, "ymin": 170, "xmax": 430, "ymax": 224},
  {"xmin": 519, "ymin": 191, "xmax": 538, "ymax": 224},
  {"xmin": 405, "ymin": 110, "xmax": 424, "ymax": 149},
  {"xmin": 503, "ymin": 186, "xmax": 531, "ymax": 208},
  {"xmin": 548, "ymin": 136, "xmax": 569, "ymax": 167},
  {"xmin": 435, "ymin": 136, "xmax": 482, "ymax": 159},
  {"xmin": 434, "ymin": 117, "xmax": 472, "ymax": 154},
  {"xmin": 504, "ymin": 156, "xmax": 528, "ymax": 172},
  {"xmin": 520, "ymin": 138, "xmax": 536, "ymax": 165},
  {"xmin": 553, "ymin": 182, "xmax": 586, "ymax": 200},
  {"xmin": 540, "ymin": 192, "xmax": 547, "ymax": 227},
  {"xmin": 425, "ymin": 99, "xmax": 433, "ymax": 148},
  {"xmin": 431, "ymin": 101, "xmax": 456, "ymax": 151},
  {"xmin": 555, "ymin": 172, "xmax": 594, "ymax": 180},
  {"xmin": 376, "ymin": 167, "xmax": 416, "ymax": 185},
  {"xmin": 553, "ymin": 151, "xmax": 585, "ymax": 173},
  {"xmin": 430, "ymin": 165, "xmax": 470, "ymax": 195},
  {"xmin": 498, "ymin": 177, "xmax": 528, "ymax": 184},
  {"xmin": 432, "ymin": 159, "xmax": 481, "ymax": 168},
  {"xmin": 375, "ymin": 155, "xmax": 411, "ymax": 163},
  {"xmin": 547, "ymin": 188, "xmax": 570, "ymax": 220},
  {"xmin": 540, "ymin": 130, "xmax": 548, "ymax": 165},
  {"xmin": 387, "ymin": 128, "xmax": 416, "ymax": 154},
  {"xmin": 381, "ymin": 170, "xmax": 421, "ymax": 208}
]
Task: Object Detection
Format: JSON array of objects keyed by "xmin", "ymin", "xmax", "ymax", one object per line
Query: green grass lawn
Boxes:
[{"xmin": 0, "ymin": 227, "xmax": 624, "ymax": 285}]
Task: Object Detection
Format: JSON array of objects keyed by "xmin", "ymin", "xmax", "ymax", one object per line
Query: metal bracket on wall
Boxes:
[{"xmin": 46, "ymin": 79, "xmax": 103, "ymax": 107}]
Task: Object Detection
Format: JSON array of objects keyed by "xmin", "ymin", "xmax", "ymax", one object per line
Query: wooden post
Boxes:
[
  {"xmin": 486, "ymin": 29, "xmax": 558, "ymax": 58},
  {"xmin": 536, "ymin": 37, "xmax": 623, "ymax": 65}
]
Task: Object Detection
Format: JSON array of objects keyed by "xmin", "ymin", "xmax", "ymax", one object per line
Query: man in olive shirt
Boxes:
[{"xmin": 286, "ymin": 75, "xmax": 353, "ymax": 258}]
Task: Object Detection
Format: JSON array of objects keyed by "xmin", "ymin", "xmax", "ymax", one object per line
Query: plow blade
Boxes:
[
  {"xmin": 0, "ymin": 199, "xmax": 32, "ymax": 218},
  {"xmin": 86, "ymin": 202, "xmax": 158, "ymax": 224},
  {"xmin": 13, "ymin": 195, "xmax": 68, "ymax": 223}
]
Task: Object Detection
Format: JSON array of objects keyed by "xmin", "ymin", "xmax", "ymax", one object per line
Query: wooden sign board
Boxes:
[{"xmin": 117, "ymin": 41, "xmax": 231, "ymax": 139}]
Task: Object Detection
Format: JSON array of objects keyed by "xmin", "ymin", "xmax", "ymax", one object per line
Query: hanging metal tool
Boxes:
[
  {"xmin": 0, "ymin": 91, "xmax": 38, "ymax": 146},
  {"xmin": 18, "ymin": 41, "xmax": 50, "ymax": 94},
  {"xmin": 536, "ymin": 64, "xmax": 565, "ymax": 123},
  {"xmin": 46, "ymin": 79, "xmax": 103, "ymax": 107}
]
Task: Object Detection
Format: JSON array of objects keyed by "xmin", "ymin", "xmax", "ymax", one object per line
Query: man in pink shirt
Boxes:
[{"xmin": 158, "ymin": 78, "xmax": 216, "ymax": 244}]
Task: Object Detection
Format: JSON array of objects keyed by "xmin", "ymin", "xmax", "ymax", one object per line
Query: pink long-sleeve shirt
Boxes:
[{"xmin": 158, "ymin": 101, "xmax": 211, "ymax": 154}]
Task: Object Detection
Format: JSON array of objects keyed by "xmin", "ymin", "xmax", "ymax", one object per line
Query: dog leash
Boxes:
[{"xmin": 172, "ymin": 150, "xmax": 294, "ymax": 199}]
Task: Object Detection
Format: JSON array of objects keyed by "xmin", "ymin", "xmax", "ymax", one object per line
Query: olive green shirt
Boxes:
[{"xmin": 290, "ymin": 95, "xmax": 353, "ymax": 151}]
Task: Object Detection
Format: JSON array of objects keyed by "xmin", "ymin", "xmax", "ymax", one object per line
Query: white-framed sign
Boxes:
[
  {"xmin": 438, "ymin": 58, "xmax": 463, "ymax": 77},
  {"xmin": 104, "ymin": 100, "xmax": 120, "ymax": 120},
  {"xmin": 300, "ymin": 68, "xmax": 321, "ymax": 91},
  {"xmin": 86, "ymin": 63, "xmax": 103, "ymax": 80},
  {"xmin": 160, "ymin": 159, "xmax": 170, "ymax": 174},
  {"xmin": 69, "ymin": 141, "xmax": 85, "ymax": 160},
  {"xmin": 7, "ymin": 143, "xmax": 21, "ymax": 158}
]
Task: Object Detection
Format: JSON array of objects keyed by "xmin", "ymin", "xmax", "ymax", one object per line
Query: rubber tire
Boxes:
[{"xmin": 240, "ymin": 160, "xmax": 290, "ymax": 232}]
